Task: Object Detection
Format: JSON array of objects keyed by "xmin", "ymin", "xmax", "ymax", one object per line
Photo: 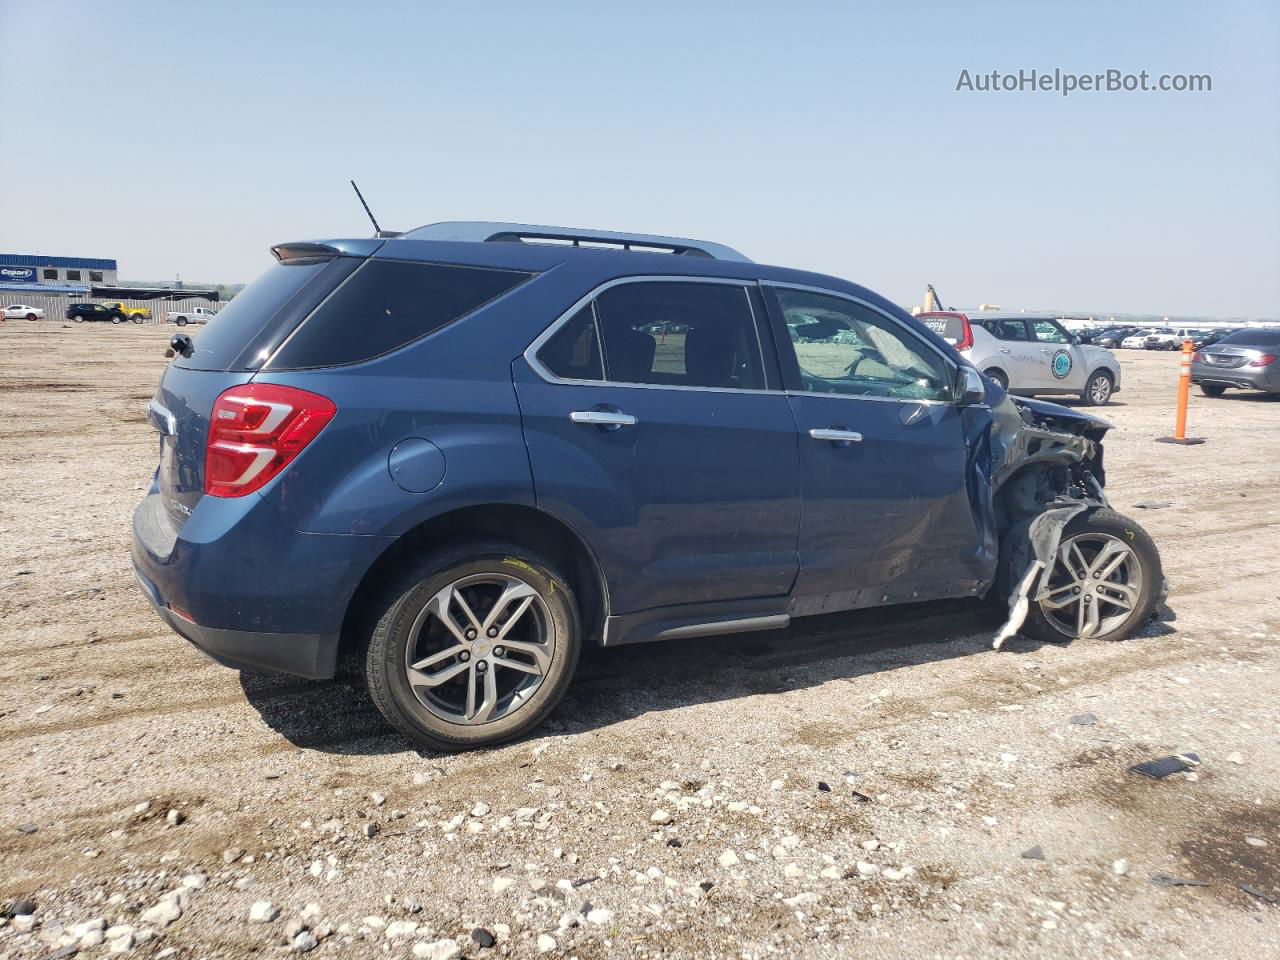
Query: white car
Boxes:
[
  {"xmin": 1120, "ymin": 332, "xmax": 1152, "ymax": 349},
  {"xmin": 917, "ymin": 312, "xmax": 1121, "ymax": 406},
  {"xmin": 167, "ymin": 306, "xmax": 219, "ymax": 326},
  {"xmin": 3, "ymin": 303, "xmax": 44, "ymax": 321},
  {"xmin": 1144, "ymin": 327, "xmax": 1200, "ymax": 351}
]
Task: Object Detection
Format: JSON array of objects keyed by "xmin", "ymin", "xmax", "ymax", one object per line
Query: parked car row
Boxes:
[
  {"xmin": 1112, "ymin": 326, "xmax": 1231, "ymax": 350},
  {"xmin": 58, "ymin": 302, "xmax": 217, "ymax": 325},
  {"xmin": 0, "ymin": 301, "xmax": 220, "ymax": 324}
]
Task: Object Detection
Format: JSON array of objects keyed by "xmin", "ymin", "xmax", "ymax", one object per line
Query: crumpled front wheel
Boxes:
[{"xmin": 1020, "ymin": 508, "xmax": 1163, "ymax": 643}]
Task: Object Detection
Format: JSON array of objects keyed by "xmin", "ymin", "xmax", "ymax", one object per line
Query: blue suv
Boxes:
[{"xmin": 132, "ymin": 222, "xmax": 1162, "ymax": 750}]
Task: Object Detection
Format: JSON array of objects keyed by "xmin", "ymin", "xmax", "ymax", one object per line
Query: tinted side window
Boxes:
[
  {"xmin": 994, "ymin": 319, "xmax": 1029, "ymax": 341},
  {"xmin": 775, "ymin": 289, "xmax": 952, "ymax": 401},
  {"xmin": 594, "ymin": 282, "xmax": 765, "ymax": 389},
  {"xmin": 270, "ymin": 260, "xmax": 533, "ymax": 370},
  {"xmin": 539, "ymin": 305, "xmax": 602, "ymax": 381}
]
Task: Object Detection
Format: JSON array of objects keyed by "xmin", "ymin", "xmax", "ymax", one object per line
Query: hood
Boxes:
[{"xmin": 1011, "ymin": 395, "xmax": 1111, "ymax": 438}]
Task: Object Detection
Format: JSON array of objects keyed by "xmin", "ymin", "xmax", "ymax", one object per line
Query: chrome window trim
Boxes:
[
  {"xmin": 761, "ymin": 280, "xmax": 964, "ymax": 404},
  {"xmin": 524, "ymin": 275, "xmax": 784, "ymax": 396}
]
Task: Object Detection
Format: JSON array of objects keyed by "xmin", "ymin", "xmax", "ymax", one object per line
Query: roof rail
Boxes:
[{"xmin": 400, "ymin": 221, "xmax": 752, "ymax": 263}]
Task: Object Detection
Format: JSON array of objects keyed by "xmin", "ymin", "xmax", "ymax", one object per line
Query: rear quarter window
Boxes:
[
  {"xmin": 176, "ymin": 258, "xmax": 356, "ymax": 371},
  {"xmin": 267, "ymin": 260, "xmax": 533, "ymax": 369}
]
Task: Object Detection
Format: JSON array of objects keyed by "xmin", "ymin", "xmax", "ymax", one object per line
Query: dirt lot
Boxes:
[{"xmin": 2, "ymin": 322, "xmax": 1277, "ymax": 960}]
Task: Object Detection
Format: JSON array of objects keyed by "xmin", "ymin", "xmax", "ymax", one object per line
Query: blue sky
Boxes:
[{"xmin": 2, "ymin": 0, "xmax": 1277, "ymax": 317}]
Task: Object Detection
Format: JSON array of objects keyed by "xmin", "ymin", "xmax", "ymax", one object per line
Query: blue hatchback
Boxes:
[{"xmin": 132, "ymin": 221, "xmax": 1162, "ymax": 750}]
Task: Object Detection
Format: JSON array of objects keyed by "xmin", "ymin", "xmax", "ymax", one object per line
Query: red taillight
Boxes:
[
  {"xmin": 955, "ymin": 314, "xmax": 974, "ymax": 352},
  {"xmin": 205, "ymin": 384, "xmax": 336, "ymax": 497},
  {"xmin": 1192, "ymin": 350, "xmax": 1202, "ymax": 362},
  {"xmin": 1249, "ymin": 354, "xmax": 1276, "ymax": 367}
]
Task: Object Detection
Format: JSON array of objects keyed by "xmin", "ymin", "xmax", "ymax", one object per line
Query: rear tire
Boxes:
[
  {"xmin": 983, "ymin": 367, "xmax": 1009, "ymax": 391},
  {"xmin": 1017, "ymin": 508, "xmax": 1161, "ymax": 645},
  {"xmin": 1200, "ymin": 383, "xmax": 1227, "ymax": 397},
  {"xmin": 1081, "ymin": 370, "xmax": 1113, "ymax": 406},
  {"xmin": 364, "ymin": 541, "xmax": 581, "ymax": 751},
  {"xmin": 175, "ymin": 317, "xmax": 188, "ymax": 326}
]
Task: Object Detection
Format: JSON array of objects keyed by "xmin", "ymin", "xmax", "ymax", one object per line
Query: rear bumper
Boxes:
[
  {"xmin": 131, "ymin": 491, "xmax": 394, "ymax": 679},
  {"xmin": 1191, "ymin": 363, "xmax": 1280, "ymax": 392},
  {"xmin": 134, "ymin": 566, "xmax": 336, "ymax": 678}
]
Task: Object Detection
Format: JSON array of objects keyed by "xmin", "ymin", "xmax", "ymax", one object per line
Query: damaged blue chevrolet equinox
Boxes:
[{"xmin": 132, "ymin": 222, "xmax": 1163, "ymax": 750}]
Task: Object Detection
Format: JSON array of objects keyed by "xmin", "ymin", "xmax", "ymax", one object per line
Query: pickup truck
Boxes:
[
  {"xmin": 102, "ymin": 302, "xmax": 152, "ymax": 322},
  {"xmin": 167, "ymin": 306, "xmax": 218, "ymax": 326}
]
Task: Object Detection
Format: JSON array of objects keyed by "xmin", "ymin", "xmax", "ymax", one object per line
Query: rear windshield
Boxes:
[
  {"xmin": 916, "ymin": 313, "xmax": 965, "ymax": 346},
  {"xmin": 266, "ymin": 259, "xmax": 533, "ymax": 369},
  {"xmin": 176, "ymin": 258, "xmax": 357, "ymax": 371},
  {"xmin": 1219, "ymin": 330, "xmax": 1280, "ymax": 347}
]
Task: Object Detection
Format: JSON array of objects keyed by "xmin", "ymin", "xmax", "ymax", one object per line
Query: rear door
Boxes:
[
  {"xmin": 514, "ymin": 277, "xmax": 800, "ymax": 614},
  {"xmin": 980, "ymin": 317, "xmax": 1041, "ymax": 388},
  {"xmin": 763, "ymin": 284, "xmax": 986, "ymax": 608}
]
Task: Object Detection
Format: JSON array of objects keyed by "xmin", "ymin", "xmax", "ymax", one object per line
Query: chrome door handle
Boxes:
[
  {"xmin": 570, "ymin": 410, "xmax": 637, "ymax": 427},
  {"xmin": 809, "ymin": 428, "xmax": 863, "ymax": 443},
  {"xmin": 998, "ymin": 348, "xmax": 1012, "ymax": 354}
]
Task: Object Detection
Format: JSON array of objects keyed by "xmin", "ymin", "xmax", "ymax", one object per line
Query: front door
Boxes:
[
  {"xmin": 515, "ymin": 278, "xmax": 801, "ymax": 615},
  {"xmin": 1025, "ymin": 318, "xmax": 1087, "ymax": 391},
  {"xmin": 764, "ymin": 285, "xmax": 988, "ymax": 610}
]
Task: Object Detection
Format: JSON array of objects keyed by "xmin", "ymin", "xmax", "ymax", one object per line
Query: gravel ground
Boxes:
[{"xmin": 2, "ymin": 322, "xmax": 1277, "ymax": 960}]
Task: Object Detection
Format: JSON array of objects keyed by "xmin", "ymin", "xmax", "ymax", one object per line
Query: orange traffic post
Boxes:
[{"xmin": 1156, "ymin": 339, "xmax": 1206, "ymax": 445}]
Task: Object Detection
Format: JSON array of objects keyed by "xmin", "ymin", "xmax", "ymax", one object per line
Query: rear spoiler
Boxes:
[{"xmin": 270, "ymin": 238, "xmax": 385, "ymax": 263}]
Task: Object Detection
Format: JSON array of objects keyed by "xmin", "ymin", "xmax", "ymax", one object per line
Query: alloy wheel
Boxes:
[
  {"xmin": 402, "ymin": 574, "xmax": 554, "ymax": 725},
  {"xmin": 1089, "ymin": 375, "xmax": 1112, "ymax": 404},
  {"xmin": 1038, "ymin": 533, "xmax": 1144, "ymax": 639}
]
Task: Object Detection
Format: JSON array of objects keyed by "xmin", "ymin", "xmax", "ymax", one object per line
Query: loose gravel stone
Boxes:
[
  {"xmin": 291, "ymin": 931, "xmax": 318, "ymax": 952},
  {"xmin": 537, "ymin": 933, "xmax": 557, "ymax": 952},
  {"xmin": 248, "ymin": 901, "xmax": 280, "ymax": 923},
  {"xmin": 140, "ymin": 899, "xmax": 181, "ymax": 927},
  {"xmin": 471, "ymin": 927, "xmax": 497, "ymax": 948},
  {"xmin": 414, "ymin": 940, "xmax": 461, "ymax": 960},
  {"xmin": 385, "ymin": 920, "xmax": 419, "ymax": 938}
]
